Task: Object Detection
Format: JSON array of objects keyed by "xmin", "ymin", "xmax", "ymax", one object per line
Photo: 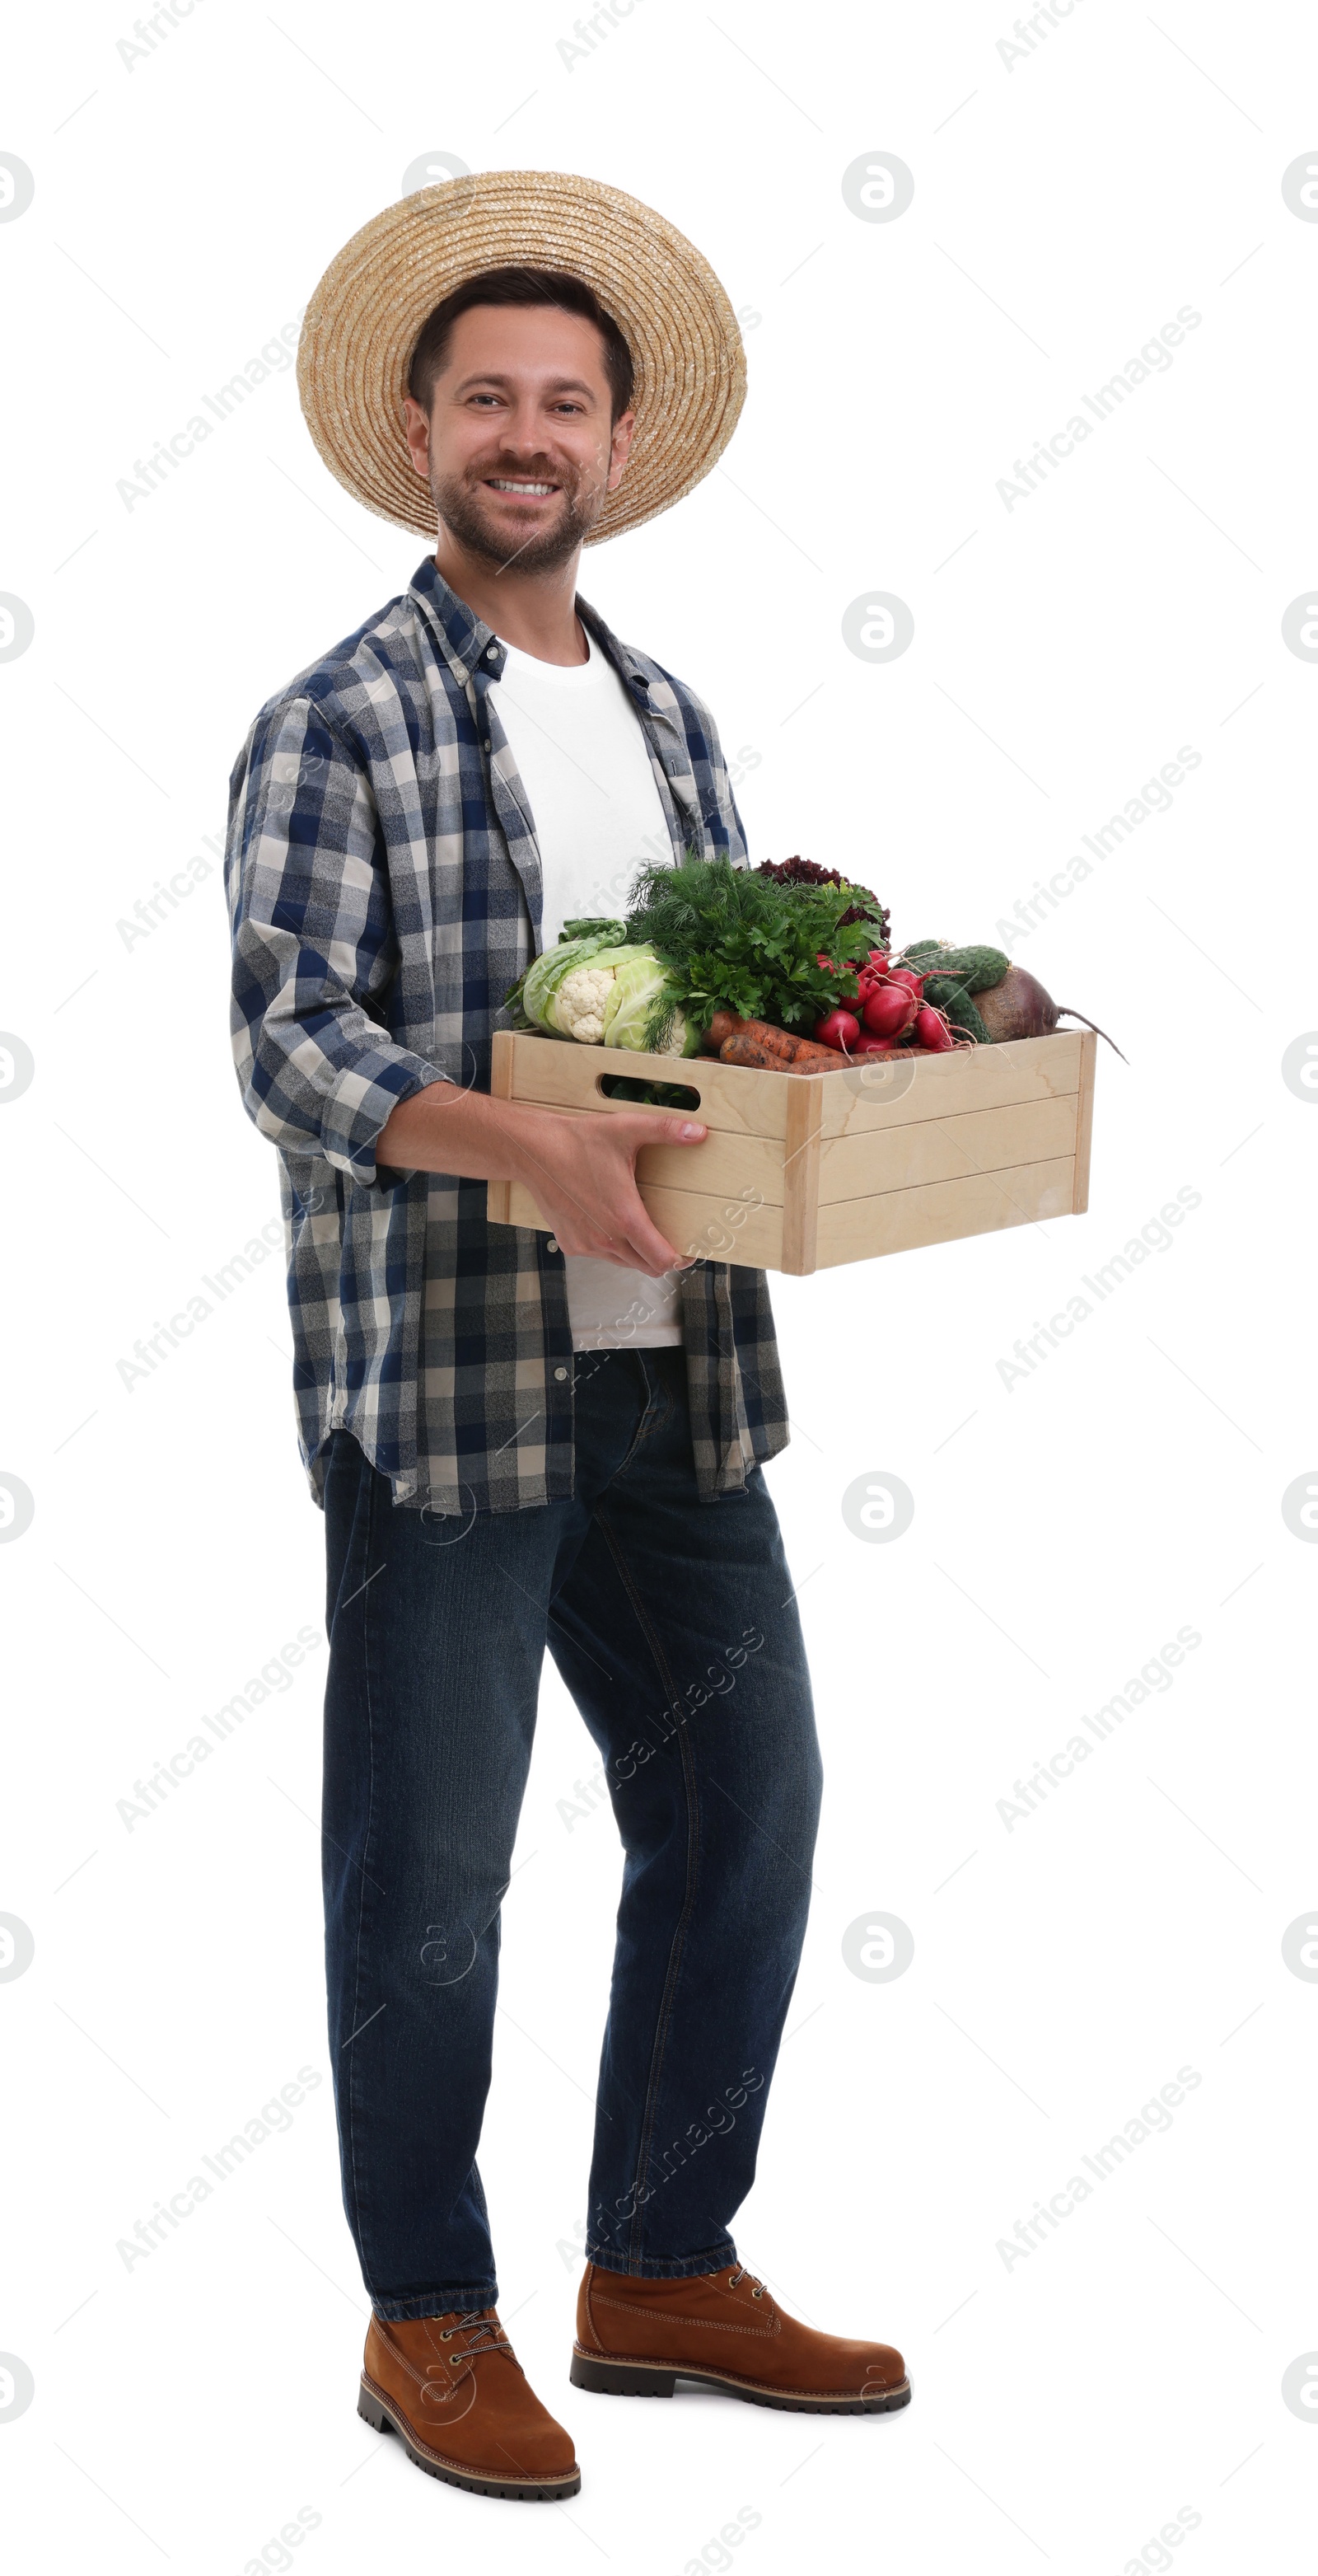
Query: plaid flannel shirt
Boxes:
[{"xmin": 225, "ymin": 557, "xmax": 789, "ymax": 1514}]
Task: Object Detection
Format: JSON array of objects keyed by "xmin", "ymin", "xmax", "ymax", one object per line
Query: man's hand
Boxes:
[
  {"xmin": 513, "ymin": 1104, "xmax": 707, "ymax": 1274},
  {"xmin": 376, "ymin": 1084, "xmax": 708, "ymax": 1276}
]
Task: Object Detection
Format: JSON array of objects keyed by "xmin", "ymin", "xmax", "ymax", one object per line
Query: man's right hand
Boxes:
[
  {"xmin": 513, "ymin": 1104, "xmax": 708, "ymax": 1276},
  {"xmin": 375, "ymin": 1084, "xmax": 708, "ymax": 1276}
]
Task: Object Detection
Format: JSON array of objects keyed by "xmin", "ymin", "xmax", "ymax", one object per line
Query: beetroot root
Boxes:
[{"xmin": 974, "ymin": 964, "xmax": 1126, "ymax": 1061}]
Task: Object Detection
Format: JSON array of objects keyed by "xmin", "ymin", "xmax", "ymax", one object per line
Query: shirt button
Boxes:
[
  {"xmin": 546, "ymin": 1237, "xmax": 559, "ymax": 1253},
  {"xmin": 481, "ymin": 737, "xmax": 491, "ymax": 751},
  {"xmin": 554, "ymin": 1365, "xmax": 568, "ymax": 1382},
  {"xmin": 487, "ymin": 644, "xmax": 498, "ymax": 658}
]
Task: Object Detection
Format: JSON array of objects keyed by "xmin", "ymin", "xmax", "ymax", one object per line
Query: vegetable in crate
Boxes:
[
  {"xmin": 506, "ymin": 926, "xmax": 696, "ymax": 1054},
  {"xmin": 506, "ymin": 924, "xmax": 623, "ymax": 1038},
  {"xmin": 970, "ymin": 963, "xmax": 1124, "ymax": 1056},
  {"xmin": 601, "ymin": 947, "xmax": 702, "ymax": 1056},
  {"xmin": 812, "ymin": 1006, "xmax": 862, "ymax": 1051},
  {"xmin": 624, "ymin": 852, "xmax": 884, "ymax": 1048},
  {"xmin": 755, "ymin": 855, "xmax": 890, "ymax": 947},
  {"xmin": 901, "ymin": 944, "xmax": 1125, "ymax": 1057},
  {"xmin": 891, "ymin": 942, "xmax": 1008, "ymax": 1044},
  {"xmin": 714, "ymin": 1019, "xmax": 848, "ymax": 1071},
  {"xmin": 862, "ymin": 979, "xmax": 922, "ymax": 1040},
  {"xmin": 521, "ymin": 935, "xmax": 633, "ymax": 1042}
]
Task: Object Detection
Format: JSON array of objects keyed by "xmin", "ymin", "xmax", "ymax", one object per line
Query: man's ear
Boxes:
[
  {"xmin": 606, "ymin": 408, "xmax": 636, "ymax": 494},
  {"xmin": 401, "ymin": 395, "xmax": 432, "ymax": 482}
]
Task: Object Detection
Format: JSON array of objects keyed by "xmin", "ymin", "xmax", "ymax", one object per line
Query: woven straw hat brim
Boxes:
[{"xmin": 297, "ymin": 170, "xmax": 746, "ymax": 546}]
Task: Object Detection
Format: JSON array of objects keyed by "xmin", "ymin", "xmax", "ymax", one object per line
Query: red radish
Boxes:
[
  {"xmin": 885, "ymin": 967, "xmax": 925, "ymax": 997},
  {"xmin": 813, "ymin": 1007, "xmax": 861, "ymax": 1050},
  {"xmin": 863, "ymin": 981, "xmax": 918, "ymax": 1039},
  {"xmin": 913, "ymin": 1004, "xmax": 955, "ymax": 1052},
  {"xmin": 850, "ymin": 1033, "xmax": 896, "ymax": 1056}
]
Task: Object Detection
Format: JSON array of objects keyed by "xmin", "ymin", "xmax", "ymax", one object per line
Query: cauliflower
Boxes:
[
  {"xmin": 551, "ymin": 965, "xmax": 615, "ymax": 1045},
  {"xmin": 602, "ymin": 949, "xmax": 697, "ymax": 1055},
  {"xmin": 516, "ymin": 934, "xmax": 687, "ymax": 1050}
]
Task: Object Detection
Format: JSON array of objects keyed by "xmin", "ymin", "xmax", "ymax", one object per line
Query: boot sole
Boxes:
[
  {"xmin": 569, "ymin": 2348, "xmax": 912, "ymax": 2414},
  {"xmin": 358, "ymin": 2375, "xmax": 581, "ymax": 2499}
]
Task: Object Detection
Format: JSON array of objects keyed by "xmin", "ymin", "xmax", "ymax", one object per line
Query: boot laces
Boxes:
[
  {"xmin": 728, "ymin": 2265, "xmax": 767, "ymax": 2302},
  {"xmin": 438, "ymin": 2311, "xmax": 513, "ymax": 2363}
]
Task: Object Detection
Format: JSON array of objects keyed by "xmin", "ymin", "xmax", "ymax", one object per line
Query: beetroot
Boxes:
[
  {"xmin": 975, "ymin": 965, "xmax": 1125, "ymax": 1058},
  {"xmin": 973, "ymin": 966, "xmax": 1057, "ymax": 1040}
]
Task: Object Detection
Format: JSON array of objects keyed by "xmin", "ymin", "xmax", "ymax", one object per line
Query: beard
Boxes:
[{"xmin": 430, "ymin": 451, "xmax": 606, "ymax": 574}]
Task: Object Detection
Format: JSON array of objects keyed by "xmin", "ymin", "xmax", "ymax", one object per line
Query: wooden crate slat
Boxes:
[
  {"xmin": 638, "ymin": 1129, "xmax": 785, "ymax": 1206},
  {"xmin": 813, "ymin": 1156, "xmax": 1077, "ymax": 1270},
  {"xmin": 637, "ymin": 1183, "xmax": 786, "ymax": 1271},
  {"xmin": 818, "ymin": 1029, "xmax": 1084, "ymax": 1137},
  {"xmin": 782, "ymin": 1077, "xmax": 824, "ymax": 1274},
  {"xmin": 1071, "ymin": 1029, "xmax": 1098, "ymax": 1214},
  {"xmin": 494, "ymin": 1029, "xmax": 790, "ymax": 1137},
  {"xmin": 500, "ymin": 1174, "xmax": 785, "ymax": 1270},
  {"xmin": 817, "ymin": 1090, "xmax": 1078, "ymax": 1203},
  {"xmin": 496, "ymin": 1105, "xmax": 785, "ymax": 1209}
]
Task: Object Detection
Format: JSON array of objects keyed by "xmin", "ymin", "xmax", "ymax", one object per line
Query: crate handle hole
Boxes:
[{"xmin": 596, "ymin": 1073, "xmax": 703, "ymax": 1112}]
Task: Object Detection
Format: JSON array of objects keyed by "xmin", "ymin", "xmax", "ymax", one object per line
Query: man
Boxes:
[{"xmin": 227, "ymin": 171, "xmax": 908, "ymax": 2503}]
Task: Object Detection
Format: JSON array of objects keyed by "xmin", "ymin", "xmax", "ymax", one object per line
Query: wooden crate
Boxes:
[{"xmin": 486, "ymin": 1025, "xmax": 1097, "ymax": 1276}]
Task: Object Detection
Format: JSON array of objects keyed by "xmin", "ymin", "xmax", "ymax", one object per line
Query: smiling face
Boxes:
[{"xmin": 402, "ymin": 302, "xmax": 636, "ymax": 574}]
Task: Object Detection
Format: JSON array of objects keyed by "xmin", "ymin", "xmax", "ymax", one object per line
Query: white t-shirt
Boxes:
[{"xmin": 490, "ymin": 630, "xmax": 684, "ymax": 1351}]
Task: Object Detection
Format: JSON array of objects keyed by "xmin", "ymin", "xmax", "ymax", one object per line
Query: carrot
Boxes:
[
  {"xmin": 782, "ymin": 1045, "xmax": 848, "ymax": 1070},
  {"xmin": 719, "ymin": 1024, "xmax": 847, "ymax": 1072},
  {"xmin": 706, "ymin": 1014, "xmax": 845, "ymax": 1066},
  {"xmin": 702, "ymin": 1009, "xmax": 746, "ymax": 1053},
  {"xmin": 719, "ymin": 1019, "xmax": 798, "ymax": 1061},
  {"xmin": 720, "ymin": 1034, "xmax": 794, "ymax": 1069}
]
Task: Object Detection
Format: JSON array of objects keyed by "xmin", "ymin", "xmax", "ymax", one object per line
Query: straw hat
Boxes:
[{"xmin": 297, "ymin": 170, "xmax": 746, "ymax": 546}]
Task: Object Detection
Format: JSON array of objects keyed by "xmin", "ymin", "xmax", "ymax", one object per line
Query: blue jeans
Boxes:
[{"xmin": 321, "ymin": 1347, "xmax": 822, "ymax": 2321}]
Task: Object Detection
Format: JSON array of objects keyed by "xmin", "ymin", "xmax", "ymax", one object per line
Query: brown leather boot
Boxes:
[
  {"xmin": 571, "ymin": 2261, "xmax": 910, "ymax": 2414},
  {"xmin": 359, "ymin": 2307, "xmax": 580, "ymax": 2499}
]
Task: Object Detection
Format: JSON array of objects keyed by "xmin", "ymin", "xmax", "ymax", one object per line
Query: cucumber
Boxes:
[{"xmin": 901, "ymin": 940, "xmax": 1009, "ymax": 995}]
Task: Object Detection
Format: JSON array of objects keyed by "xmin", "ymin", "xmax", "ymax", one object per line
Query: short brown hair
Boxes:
[{"xmin": 407, "ymin": 267, "xmax": 635, "ymax": 422}]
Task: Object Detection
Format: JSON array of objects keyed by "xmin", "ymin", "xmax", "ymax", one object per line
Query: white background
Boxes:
[{"xmin": 2, "ymin": 2, "xmax": 1316, "ymax": 2569}]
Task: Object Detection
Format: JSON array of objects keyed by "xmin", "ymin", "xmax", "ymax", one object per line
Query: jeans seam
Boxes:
[
  {"xmin": 582, "ymin": 2240, "xmax": 734, "ymax": 2281},
  {"xmin": 345, "ymin": 1456, "xmax": 381, "ymax": 2293},
  {"xmin": 596, "ymin": 1510, "xmax": 702, "ymax": 2272},
  {"xmin": 372, "ymin": 2288, "xmax": 498, "ymax": 2322}
]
